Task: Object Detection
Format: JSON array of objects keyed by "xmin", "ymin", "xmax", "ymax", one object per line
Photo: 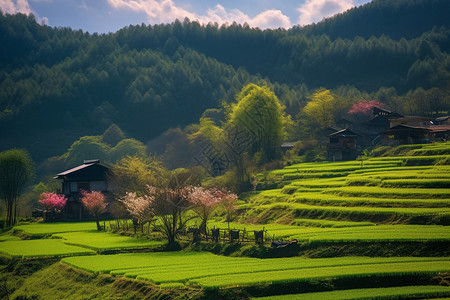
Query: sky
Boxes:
[{"xmin": 1, "ymin": 0, "xmax": 372, "ymax": 33}]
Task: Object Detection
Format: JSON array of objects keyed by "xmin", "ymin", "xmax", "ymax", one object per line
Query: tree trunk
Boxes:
[
  {"xmin": 199, "ymin": 219, "xmax": 207, "ymax": 236},
  {"xmin": 95, "ymin": 216, "xmax": 101, "ymax": 231},
  {"xmin": 6, "ymin": 202, "xmax": 12, "ymax": 227}
]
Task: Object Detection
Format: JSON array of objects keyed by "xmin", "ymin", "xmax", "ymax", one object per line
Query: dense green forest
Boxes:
[{"xmin": 1, "ymin": 0, "xmax": 450, "ymax": 170}]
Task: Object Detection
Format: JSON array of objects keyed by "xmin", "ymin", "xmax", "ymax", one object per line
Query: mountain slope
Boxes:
[{"xmin": 0, "ymin": 0, "xmax": 449, "ymax": 165}]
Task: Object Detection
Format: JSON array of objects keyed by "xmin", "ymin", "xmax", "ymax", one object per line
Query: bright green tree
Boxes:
[
  {"xmin": 302, "ymin": 88, "xmax": 336, "ymax": 130},
  {"xmin": 226, "ymin": 83, "xmax": 290, "ymax": 162},
  {"xmin": 0, "ymin": 149, "xmax": 34, "ymax": 226}
]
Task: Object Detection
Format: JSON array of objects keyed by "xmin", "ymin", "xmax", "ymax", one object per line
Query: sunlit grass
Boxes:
[
  {"xmin": 14, "ymin": 222, "xmax": 98, "ymax": 236},
  {"xmin": 252, "ymin": 286, "xmax": 450, "ymax": 300},
  {"xmin": 0, "ymin": 239, "xmax": 95, "ymax": 258},
  {"xmin": 53, "ymin": 231, "xmax": 164, "ymax": 251}
]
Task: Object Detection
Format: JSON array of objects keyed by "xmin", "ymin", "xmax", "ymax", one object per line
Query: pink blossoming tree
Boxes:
[
  {"xmin": 80, "ymin": 190, "xmax": 107, "ymax": 231},
  {"xmin": 348, "ymin": 100, "xmax": 387, "ymax": 118},
  {"xmin": 119, "ymin": 191, "xmax": 154, "ymax": 233},
  {"xmin": 188, "ymin": 187, "xmax": 238, "ymax": 233},
  {"xmin": 217, "ymin": 190, "xmax": 239, "ymax": 230},
  {"xmin": 188, "ymin": 187, "xmax": 222, "ymax": 235},
  {"xmin": 149, "ymin": 184, "xmax": 192, "ymax": 248},
  {"xmin": 38, "ymin": 192, "xmax": 67, "ymax": 222}
]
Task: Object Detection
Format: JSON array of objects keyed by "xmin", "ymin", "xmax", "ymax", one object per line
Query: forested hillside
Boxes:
[
  {"xmin": 1, "ymin": 0, "xmax": 449, "ymax": 165},
  {"xmin": 296, "ymin": 0, "xmax": 450, "ymax": 40}
]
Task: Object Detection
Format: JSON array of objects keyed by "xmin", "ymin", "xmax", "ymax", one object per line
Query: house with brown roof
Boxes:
[
  {"xmin": 389, "ymin": 116, "xmax": 433, "ymax": 128},
  {"xmin": 381, "ymin": 115, "xmax": 450, "ymax": 146},
  {"xmin": 327, "ymin": 128, "xmax": 359, "ymax": 161},
  {"xmin": 54, "ymin": 159, "xmax": 110, "ymax": 220},
  {"xmin": 381, "ymin": 125, "xmax": 432, "ymax": 146}
]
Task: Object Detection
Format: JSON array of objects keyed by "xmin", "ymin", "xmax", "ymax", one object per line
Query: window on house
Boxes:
[
  {"xmin": 330, "ymin": 137, "xmax": 338, "ymax": 143},
  {"xmin": 77, "ymin": 182, "xmax": 90, "ymax": 192}
]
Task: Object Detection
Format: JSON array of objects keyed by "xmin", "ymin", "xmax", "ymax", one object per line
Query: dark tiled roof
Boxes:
[
  {"xmin": 328, "ymin": 128, "xmax": 358, "ymax": 137},
  {"xmin": 54, "ymin": 160, "xmax": 108, "ymax": 180},
  {"xmin": 55, "ymin": 162, "xmax": 98, "ymax": 177}
]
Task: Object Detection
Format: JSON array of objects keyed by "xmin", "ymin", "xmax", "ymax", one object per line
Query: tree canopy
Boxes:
[
  {"xmin": 0, "ymin": 149, "xmax": 34, "ymax": 226},
  {"xmin": 226, "ymin": 83, "xmax": 290, "ymax": 162}
]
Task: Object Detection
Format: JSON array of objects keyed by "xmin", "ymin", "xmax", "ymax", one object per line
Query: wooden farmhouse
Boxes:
[
  {"xmin": 327, "ymin": 128, "xmax": 359, "ymax": 161},
  {"xmin": 54, "ymin": 159, "xmax": 110, "ymax": 220},
  {"xmin": 381, "ymin": 116, "xmax": 450, "ymax": 146},
  {"xmin": 381, "ymin": 124, "xmax": 432, "ymax": 146}
]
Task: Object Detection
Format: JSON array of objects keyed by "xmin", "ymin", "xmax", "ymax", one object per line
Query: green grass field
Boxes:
[
  {"xmin": 190, "ymin": 260, "xmax": 450, "ymax": 289},
  {"xmin": 52, "ymin": 231, "xmax": 164, "ymax": 251},
  {"xmin": 252, "ymin": 286, "xmax": 450, "ymax": 300},
  {"xmin": 62, "ymin": 252, "xmax": 450, "ymax": 289},
  {"xmin": 13, "ymin": 222, "xmax": 99, "ymax": 236},
  {"xmin": 0, "ymin": 239, "xmax": 96, "ymax": 258}
]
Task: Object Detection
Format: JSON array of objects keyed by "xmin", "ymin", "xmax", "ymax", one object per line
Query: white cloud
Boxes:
[
  {"xmin": 107, "ymin": 0, "xmax": 291, "ymax": 29},
  {"xmin": 203, "ymin": 4, "xmax": 247, "ymax": 25},
  {"xmin": 1, "ymin": 0, "xmax": 49, "ymax": 25},
  {"xmin": 297, "ymin": 0, "xmax": 354, "ymax": 26},
  {"xmin": 0, "ymin": 0, "xmax": 32, "ymax": 14},
  {"xmin": 108, "ymin": 0, "xmax": 196, "ymax": 24},
  {"xmin": 251, "ymin": 9, "xmax": 291, "ymax": 29}
]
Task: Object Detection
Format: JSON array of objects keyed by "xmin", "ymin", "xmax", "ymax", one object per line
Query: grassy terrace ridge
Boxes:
[
  {"xmin": 189, "ymin": 260, "xmax": 450, "ymax": 289},
  {"xmin": 326, "ymin": 186, "xmax": 450, "ymax": 198},
  {"xmin": 13, "ymin": 221, "xmax": 99, "ymax": 236},
  {"xmin": 283, "ymin": 193, "xmax": 450, "ymax": 208},
  {"xmin": 63, "ymin": 253, "xmax": 449, "ymax": 275},
  {"xmin": 52, "ymin": 231, "xmax": 164, "ymax": 251},
  {"xmin": 205, "ymin": 222, "xmax": 450, "ymax": 243},
  {"xmin": 61, "ymin": 252, "xmax": 450, "ymax": 288},
  {"xmin": 293, "ymin": 218, "xmax": 375, "ymax": 228},
  {"xmin": 257, "ymin": 202, "xmax": 450, "ymax": 217},
  {"xmin": 0, "ymin": 239, "xmax": 96, "ymax": 258},
  {"xmin": 283, "ymin": 225, "xmax": 450, "ymax": 243},
  {"xmin": 255, "ymin": 224, "xmax": 450, "ymax": 242},
  {"xmin": 252, "ymin": 286, "xmax": 450, "ymax": 300}
]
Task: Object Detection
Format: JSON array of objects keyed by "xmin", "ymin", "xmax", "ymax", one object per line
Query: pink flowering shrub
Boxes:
[
  {"xmin": 80, "ymin": 190, "xmax": 107, "ymax": 230},
  {"xmin": 39, "ymin": 192, "xmax": 67, "ymax": 213}
]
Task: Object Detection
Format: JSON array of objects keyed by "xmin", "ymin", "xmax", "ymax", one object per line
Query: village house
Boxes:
[
  {"xmin": 327, "ymin": 128, "xmax": 359, "ymax": 161},
  {"xmin": 381, "ymin": 124, "xmax": 432, "ymax": 146},
  {"xmin": 325, "ymin": 106, "xmax": 449, "ymax": 159},
  {"xmin": 389, "ymin": 116, "xmax": 433, "ymax": 128},
  {"xmin": 54, "ymin": 159, "xmax": 110, "ymax": 220},
  {"xmin": 362, "ymin": 107, "xmax": 404, "ymax": 142},
  {"xmin": 435, "ymin": 116, "xmax": 450, "ymax": 125},
  {"xmin": 381, "ymin": 115, "xmax": 450, "ymax": 146}
]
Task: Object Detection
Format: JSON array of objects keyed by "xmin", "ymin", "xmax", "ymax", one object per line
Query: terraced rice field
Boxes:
[
  {"xmin": 53, "ymin": 231, "xmax": 164, "ymax": 251},
  {"xmin": 250, "ymin": 154, "xmax": 450, "ymax": 226},
  {"xmin": 0, "ymin": 239, "xmax": 95, "ymax": 258},
  {"xmin": 213, "ymin": 223, "xmax": 450, "ymax": 243},
  {"xmin": 62, "ymin": 252, "xmax": 450, "ymax": 289},
  {"xmin": 252, "ymin": 286, "xmax": 450, "ymax": 300},
  {"xmin": 13, "ymin": 221, "xmax": 99, "ymax": 236},
  {"xmin": 0, "ymin": 228, "xmax": 163, "ymax": 258}
]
